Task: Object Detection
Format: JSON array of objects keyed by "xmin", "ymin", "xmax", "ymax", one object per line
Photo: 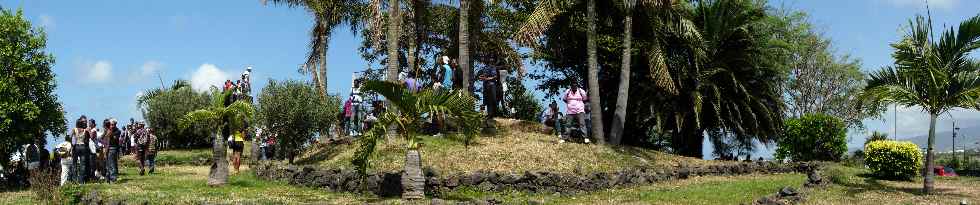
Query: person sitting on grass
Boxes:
[{"xmin": 540, "ymin": 100, "xmax": 563, "ymax": 138}]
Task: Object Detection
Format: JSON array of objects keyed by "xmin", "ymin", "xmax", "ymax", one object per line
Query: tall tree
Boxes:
[
  {"xmin": 181, "ymin": 90, "xmax": 254, "ymax": 186},
  {"xmin": 459, "ymin": 0, "xmax": 471, "ymax": 92},
  {"xmin": 0, "ymin": 7, "xmax": 66, "ymax": 167},
  {"xmin": 778, "ymin": 11, "xmax": 870, "ymax": 129},
  {"xmin": 860, "ymin": 14, "xmax": 980, "ymax": 194},
  {"xmin": 610, "ymin": 0, "xmax": 638, "ymax": 145},
  {"xmin": 266, "ymin": 0, "xmax": 365, "ymax": 97},
  {"xmin": 584, "ymin": 0, "xmax": 605, "ymax": 143}
]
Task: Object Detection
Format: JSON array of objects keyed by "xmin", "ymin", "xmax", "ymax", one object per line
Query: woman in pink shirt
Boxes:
[{"xmin": 562, "ymin": 82, "xmax": 589, "ymax": 144}]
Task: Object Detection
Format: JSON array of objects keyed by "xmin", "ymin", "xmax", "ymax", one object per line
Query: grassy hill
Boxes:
[{"xmin": 296, "ymin": 118, "xmax": 722, "ymax": 175}]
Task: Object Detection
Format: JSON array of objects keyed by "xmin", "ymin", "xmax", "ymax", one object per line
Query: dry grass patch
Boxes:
[
  {"xmin": 303, "ymin": 119, "xmax": 714, "ymax": 174},
  {"xmin": 804, "ymin": 165, "xmax": 980, "ymax": 205}
]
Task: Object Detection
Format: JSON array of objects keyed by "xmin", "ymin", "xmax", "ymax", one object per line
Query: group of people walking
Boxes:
[{"xmin": 52, "ymin": 116, "xmax": 157, "ymax": 185}]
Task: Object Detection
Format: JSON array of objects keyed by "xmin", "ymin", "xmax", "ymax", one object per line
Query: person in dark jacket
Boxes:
[{"xmin": 102, "ymin": 118, "xmax": 121, "ymax": 183}]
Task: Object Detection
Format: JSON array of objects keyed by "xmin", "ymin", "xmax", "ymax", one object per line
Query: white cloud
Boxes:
[
  {"xmin": 189, "ymin": 63, "xmax": 229, "ymax": 92},
  {"xmin": 39, "ymin": 14, "xmax": 54, "ymax": 29},
  {"xmin": 141, "ymin": 61, "xmax": 162, "ymax": 76},
  {"xmin": 129, "ymin": 61, "xmax": 163, "ymax": 83},
  {"xmin": 80, "ymin": 60, "xmax": 112, "ymax": 83},
  {"xmin": 882, "ymin": 0, "xmax": 958, "ymax": 10}
]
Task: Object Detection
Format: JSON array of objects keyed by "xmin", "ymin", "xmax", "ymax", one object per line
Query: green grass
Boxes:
[
  {"xmin": 439, "ymin": 173, "xmax": 807, "ymax": 205},
  {"xmin": 119, "ymin": 148, "xmax": 213, "ymax": 167},
  {"xmin": 75, "ymin": 165, "xmax": 377, "ymax": 204}
]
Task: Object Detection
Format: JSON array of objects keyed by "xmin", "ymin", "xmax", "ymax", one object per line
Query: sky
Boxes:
[{"xmin": 2, "ymin": 0, "xmax": 980, "ymax": 156}]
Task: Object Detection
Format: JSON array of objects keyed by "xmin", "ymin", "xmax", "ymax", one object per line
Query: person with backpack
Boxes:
[{"xmin": 562, "ymin": 81, "xmax": 589, "ymax": 144}]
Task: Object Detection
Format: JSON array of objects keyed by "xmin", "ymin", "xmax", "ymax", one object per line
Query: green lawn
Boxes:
[
  {"xmin": 439, "ymin": 173, "xmax": 808, "ymax": 205},
  {"xmin": 3, "ymin": 165, "xmax": 389, "ymax": 205}
]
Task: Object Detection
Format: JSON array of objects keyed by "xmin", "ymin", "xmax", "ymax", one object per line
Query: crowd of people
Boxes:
[{"xmin": 10, "ymin": 116, "xmax": 160, "ymax": 187}]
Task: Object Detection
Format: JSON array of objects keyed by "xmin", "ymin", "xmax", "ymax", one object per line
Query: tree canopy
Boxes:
[{"xmin": 0, "ymin": 7, "xmax": 65, "ymax": 166}]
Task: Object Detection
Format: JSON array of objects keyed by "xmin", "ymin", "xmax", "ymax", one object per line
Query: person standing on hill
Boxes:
[{"xmin": 563, "ymin": 81, "xmax": 589, "ymax": 144}]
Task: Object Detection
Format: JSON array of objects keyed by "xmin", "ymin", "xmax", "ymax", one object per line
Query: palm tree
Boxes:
[
  {"xmin": 352, "ymin": 80, "xmax": 482, "ymax": 199},
  {"xmin": 860, "ymin": 14, "xmax": 980, "ymax": 194},
  {"xmin": 180, "ymin": 90, "xmax": 255, "ymax": 186},
  {"xmin": 654, "ymin": 0, "xmax": 783, "ymax": 158},
  {"xmin": 609, "ymin": 0, "xmax": 637, "ymax": 145},
  {"xmin": 459, "ymin": 0, "xmax": 471, "ymax": 91},
  {"xmin": 265, "ymin": 0, "xmax": 365, "ymax": 97}
]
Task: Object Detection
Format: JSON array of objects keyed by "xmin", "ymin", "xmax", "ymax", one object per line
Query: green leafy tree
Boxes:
[
  {"xmin": 775, "ymin": 113, "xmax": 847, "ymax": 162},
  {"xmin": 138, "ymin": 80, "xmax": 211, "ymax": 149},
  {"xmin": 256, "ymin": 79, "xmax": 340, "ymax": 163},
  {"xmin": 779, "ymin": 10, "xmax": 871, "ymax": 130},
  {"xmin": 180, "ymin": 90, "xmax": 255, "ymax": 186},
  {"xmin": 860, "ymin": 14, "xmax": 980, "ymax": 194},
  {"xmin": 0, "ymin": 7, "xmax": 66, "ymax": 167},
  {"xmin": 352, "ymin": 80, "xmax": 481, "ymax": 200}
]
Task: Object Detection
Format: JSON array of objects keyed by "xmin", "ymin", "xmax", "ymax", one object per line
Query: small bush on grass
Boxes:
[
  {"xmin": 864, "ymin": 140, "xmax": 922, "ymax": 180},
  {"xmin": 775, "ymin": 113, "xmax": 848, "ymax": 161},
  {"xmin": 29, "ymin": 168, "xmax": 62, "ymax": 203}
]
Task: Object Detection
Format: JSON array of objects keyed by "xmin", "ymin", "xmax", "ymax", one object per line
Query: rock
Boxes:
[
  {"xmin": 432, "ymin": 198, "xmax": 447, "ymax": 205},
  {"xmin": 445, "ymin": 175, "xmax": 460, "ymax": 187},
  {"xmin": 499, "ymin": 173, "xmax": 519, "ymax": 184},
  {"xmin": 527, "ymin": 199, "xmax": 545, "ymax": 205},
  {"xmin": 478, "ymin": 181, "xmax": 495, "ymax": 192},
  {"xmin": 778, "ymin": 187, "xmax": 797, "ymax": 197}
]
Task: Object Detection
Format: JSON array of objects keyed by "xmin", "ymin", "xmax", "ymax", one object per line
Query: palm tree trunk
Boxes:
[
  {"xmin": 610, "ymin": 13, "xmax": 632, "ymax": 145},
  {"xmin": 585, "ymin": 0, "xmax": 605, "ymax": 144},
  {"xmin": 310, "ymin": 63, "xmax": 324, "ymax": 97},
  {"xmin": 401, "ymin": 149, "xmax": 424, "ymax": 199},
  {"xmin": 385, "ymin": 0, "xmax": 402, "ymax": 139},
  {"xmin": 320, "ymin": 35, "xmax": 329, "ymax": 94},
  {"xmin": 459, "ymin": 0, "xmax": 471, "ymax": 94},
  {"xmin": 924, "ymin": 113, "xmax": 937, "ymax": 194},
  {"xmin": 407, "ymin": 16, "xmax": 418, "ymax": 78},
  {"xmin": 208, "ymin": 133, "xmax": 228, "ymax": 186}
]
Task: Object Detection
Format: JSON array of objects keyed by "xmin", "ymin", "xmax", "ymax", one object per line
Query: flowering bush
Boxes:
[{"xmin": 864, "ymin": 140, "xmax": 923, "ymax": 180}]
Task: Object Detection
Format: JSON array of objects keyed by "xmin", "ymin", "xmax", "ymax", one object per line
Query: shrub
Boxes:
[
  {"xmin": 505, "ymin": 77, "xmax": 542, "ymax": 122},
  {"xmin": 775, "ymin": 113, "xmax": 848, "ymax": 162},
  {"xmin": 864, "ymin": 140, "xmax": 923, "ymax": 180},
  {"xmin": 257, "ymin": 80, "xmax": 340, "ymax": 163}
]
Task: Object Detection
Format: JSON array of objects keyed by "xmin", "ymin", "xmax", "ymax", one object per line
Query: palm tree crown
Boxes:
[{"xmin": 861, "ymin": 14, "xmax": 980, "ymax": 194}]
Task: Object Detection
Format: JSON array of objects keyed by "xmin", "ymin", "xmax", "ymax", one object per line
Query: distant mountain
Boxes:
[{"xmin": 902, "ymin": 125, "xmax": 980, "ymax": 152}]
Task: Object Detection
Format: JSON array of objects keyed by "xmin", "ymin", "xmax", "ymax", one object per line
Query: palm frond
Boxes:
[{"xmin": 512, "ymin": 0, "xmax": 574, "ymax": 46}]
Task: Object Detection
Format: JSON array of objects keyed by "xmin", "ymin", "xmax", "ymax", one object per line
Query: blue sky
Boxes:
[{"xmin": 2, "ymin": 0, "xmax": 979, "ymax": 156}]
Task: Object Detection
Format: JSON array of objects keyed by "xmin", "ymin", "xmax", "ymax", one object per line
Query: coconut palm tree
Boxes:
[
  {"xmin": 180, "ymin": 90, "xmax": 255, "ymax": 186},
  {"xmin": 860, "ymin": 14, "xmax": 980, "ymax": 194},
  {"xmin": 608, "ymin": 0, "xmax": 637, "ymax": 145},
  {"xmin": 352, "ymin": 80, "xmax": 482, "ymax": 200},
  {"xmin": 265, "ymin": 0, "xmax": 365, "ymax": 97}
]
